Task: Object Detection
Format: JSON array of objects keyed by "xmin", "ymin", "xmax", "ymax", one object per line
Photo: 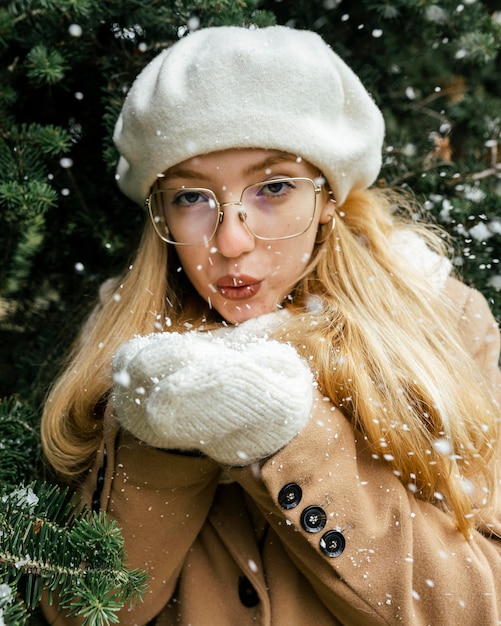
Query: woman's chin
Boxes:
[{"xmin": 215, "ymin": 301, "xmax": 278, "ymax": 325}]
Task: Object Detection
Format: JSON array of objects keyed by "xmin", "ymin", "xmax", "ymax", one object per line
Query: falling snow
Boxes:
[
  {"xmin": 68, "ymin": 23, "xmax": 83, "ymax": 37},
  {"xmin": 432, "ymin": 438, "xmax": 452, "ymax": 455}
]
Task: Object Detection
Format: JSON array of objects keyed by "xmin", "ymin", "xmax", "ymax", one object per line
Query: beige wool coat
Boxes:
[{"xmin": 43, "ymin": 277, "xmax": 501, "ymax": 626}]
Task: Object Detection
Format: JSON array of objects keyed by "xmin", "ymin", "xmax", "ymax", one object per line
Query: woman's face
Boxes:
[{"xmin": 160, "ymin": 148, "xmax": 333, "ymax": 324}]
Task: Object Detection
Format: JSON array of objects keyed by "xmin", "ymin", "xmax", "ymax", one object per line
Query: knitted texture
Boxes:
[
  {"xmin": 113, "ymin": 25, "xmax": 384, "ymax": 207},
  {"xmin": 112, "ymin": 315, "xmax": 313, "ymax": 465}
]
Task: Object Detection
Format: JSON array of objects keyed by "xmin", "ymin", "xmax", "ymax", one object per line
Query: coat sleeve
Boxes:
[
  {"xmin": 230, "ymin": 279, "xmax": 501, "ymax": 626},
  {"xmin": 230, "ymin": 394, "xmax": 501, "ymax": 625},
  {"xmin": 42, "ymin": 405, "xmax": 221, "ymax": 626}
]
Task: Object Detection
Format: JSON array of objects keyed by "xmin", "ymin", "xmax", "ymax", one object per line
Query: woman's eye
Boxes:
[
  {"xmin": 174, "ymin": 191, "xmax": 209, "ymax": 206},
  {"xmin": 260, "ymin": 180, "xmax": 295, "ymax": 196}
]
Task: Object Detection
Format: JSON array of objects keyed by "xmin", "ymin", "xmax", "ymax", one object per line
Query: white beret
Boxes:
[{"xmin": 113, "ymin": 25, "xmax": 385, "ymax": 207}]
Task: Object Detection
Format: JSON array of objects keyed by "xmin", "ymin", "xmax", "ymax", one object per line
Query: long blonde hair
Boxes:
[{"xmin": 41, "ymin": 187, "xmax": 499, "ymax": 537}]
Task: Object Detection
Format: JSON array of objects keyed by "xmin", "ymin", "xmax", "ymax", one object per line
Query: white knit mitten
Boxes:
[{"xmin": 112, "ymin": 316, "xmax": 313, "ymax": 465}]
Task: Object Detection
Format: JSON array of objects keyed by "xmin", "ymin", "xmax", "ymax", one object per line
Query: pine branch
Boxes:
[
  {"xmin": 0, "ymin": 482, "xmax": 148, "ymax": 626},
  {"xmin": 26, "ymin": 45, "xmax": 67, "ymax": 86}
]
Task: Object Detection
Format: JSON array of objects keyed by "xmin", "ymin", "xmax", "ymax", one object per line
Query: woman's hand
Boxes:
[{"xmin": 111, "ymin": 316, "xmax": 313, "ymax": 465}]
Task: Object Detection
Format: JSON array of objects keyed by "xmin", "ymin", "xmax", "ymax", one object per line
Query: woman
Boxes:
[{"xmin": 42, "ymin": 26, "xmax": 501, "ymax": 625}]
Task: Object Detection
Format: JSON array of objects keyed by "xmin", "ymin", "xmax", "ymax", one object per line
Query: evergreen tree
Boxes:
[{"xmin": 0, "ymin": 1, "xmax": 499, "ymax": 623}]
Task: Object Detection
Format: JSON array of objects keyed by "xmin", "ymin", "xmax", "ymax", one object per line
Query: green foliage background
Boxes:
[{"xmin": 0, "ymin": 0, "xmax": 500, "ymax": 623}]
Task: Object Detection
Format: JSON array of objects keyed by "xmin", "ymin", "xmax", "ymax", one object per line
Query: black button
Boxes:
[
  {"xmin": 300, "ymin": 505, "xmax": 327, "ymax": 533},
  {"xmin": 277, "ymin": 482, "xmax": 302, "ymax": 510},
  {"xmin": 96, "ymin": 466, "xmax": 106, "ymax": 489},
  {"xmin": 91, "ymin": 490, "xmax": 101, "ymax": 513},
  {"xmin": 238, "ymin": 576, "xmax": 259, "ymax": 607},
  {"xmin": 319, "ymin": 530, "xmax": 346, "ymax": 557}
]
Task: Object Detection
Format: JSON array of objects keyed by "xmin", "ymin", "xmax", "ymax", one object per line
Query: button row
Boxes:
[{"xmin": 277, "ymin": 482, "xmax": 346, "ymax": 558}]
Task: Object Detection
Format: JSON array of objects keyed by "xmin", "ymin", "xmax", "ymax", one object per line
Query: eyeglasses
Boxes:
[{"xmin": 146, "ymin": 177, "xmax": 323, "ymax": 246}]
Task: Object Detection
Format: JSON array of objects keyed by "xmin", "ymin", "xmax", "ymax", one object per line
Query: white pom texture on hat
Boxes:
[
  {"xmin": 113, "ymin": 25, "xmax": 385, "ymax": 207},
  {"xmin": 111, "ymin": 317, "xmax": 313, "ymax": 466}
]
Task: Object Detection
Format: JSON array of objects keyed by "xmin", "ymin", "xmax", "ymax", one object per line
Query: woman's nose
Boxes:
[{"xmin": 213, "ymin": 205, "xmax": 255, "ymax": 258}]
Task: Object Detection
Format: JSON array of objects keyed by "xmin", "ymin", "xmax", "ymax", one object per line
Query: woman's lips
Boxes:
[{"xmin": 216, "ymin": 275, "xmax": 262, "ymax": 301}]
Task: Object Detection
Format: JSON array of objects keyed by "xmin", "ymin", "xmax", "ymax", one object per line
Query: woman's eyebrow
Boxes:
[
  {"xmin": 164, "ymin": 152, "xmax": 300, "ymax": 182},
  {"xmin": 243, "ymin": 153, "xmax": 300, "ymax": 177},
  {"xmin": 162, "ymin": 167, "xmax": 205, "ymax": 181}
]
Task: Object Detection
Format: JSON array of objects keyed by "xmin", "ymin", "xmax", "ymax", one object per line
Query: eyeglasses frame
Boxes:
[{"xmin": 145, "ymin": 176, "xmax": 324, "ymax": 246}]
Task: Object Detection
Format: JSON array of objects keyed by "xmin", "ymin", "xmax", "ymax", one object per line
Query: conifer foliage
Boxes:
[
  {"xmin": 1, "ymin": 480, "xmax": 148, "ymax": 625},
  {"xmin": 0, "ymin": 1, "xmax": 499, "ymax": 624}
]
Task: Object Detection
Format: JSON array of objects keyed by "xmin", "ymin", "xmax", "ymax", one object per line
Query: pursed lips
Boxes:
[{"xmin": 215, "ymin": 274, "xmax": 262, "ymax": 300}]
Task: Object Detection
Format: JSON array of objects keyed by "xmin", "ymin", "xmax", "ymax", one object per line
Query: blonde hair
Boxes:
[{"xmin": 41, "ymin": 187, "xmax": 499, "ymax": 538}]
